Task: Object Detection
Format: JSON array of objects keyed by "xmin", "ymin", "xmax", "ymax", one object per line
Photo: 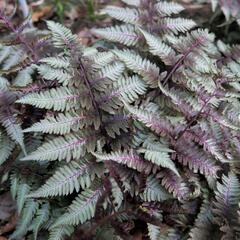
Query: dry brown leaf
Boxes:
[
  {"xmin": 0, "ymin": 236, "xmax": 8, "ymax": 240},
  {"xmin": 132, "ymin": 232, "xmax": 143, "ymax": 240},
  {"xmin": 32, "ymin": 5, "xmax": 53, "ymax": 22},
  {"xmin": 65, "ymin": 7, "xmax": 80, "ymax": 21},
  {"xmin": 0, "ymin": 193, "xmax": 15, "ymax": 221},
  {"xmin": 0, "ymin": 213, "xmax": 18, "ymax": 235},
  {"xmin": 0, "ymin": 0, "xmax": 15, "ymax": 15},
  {"xmin": 77, "ymin": 28, "xmax": 94, "ymax": 45}
]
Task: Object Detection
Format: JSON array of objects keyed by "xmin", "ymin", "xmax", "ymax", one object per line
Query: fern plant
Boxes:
[
  {"xmin": 1, "ymin": 0, "xmax": 240, "ymax": 239},
  {"xmin": 92, "ymin": 0, "xmax": 240, "ymax": 239}
]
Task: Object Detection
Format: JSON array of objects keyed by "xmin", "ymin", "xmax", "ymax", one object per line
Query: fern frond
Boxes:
[
  {"xmin": 104, "ymin": 114, "xmax": 129, "ymax": 138},
  {"xmin": 0, "ymin": 45, "xmax": 11, "ymax": 64},
  {"xmin": 49, "ymin": 225, "xmax": 74, "ymax": 240},
  {"xmin": 190, "ymin": 122, "xmax": 227, "ymax": 162},
  {"xmin": 3, "ymin": 6, "xmax": 240, "ymax": 239},
  {"xmin": 2, "ymin": 49, "xmax": 26, "ymax": 71},
  {"xmin": 98, "ymin": 75, "xmax": 146, "ymax": 113},
  {"xmin": 30, "ymin": 203, "xmax": 50, "ymax": 240},
  {"xmin": 175, "ymin": 140, "xmax": 220, "ymax": 177},
  {"xmin": 23, "ymin": 112, "xmax": 89, "ymax": 135},
  {"xmin": 158, "ymin": 18, "xmax": 196, "ymax": 34},
  {"xmin": 140, "ymin": 29, "xmax": 176, "ymax": 65},
  {"xmin": 1, "ymin": 115, "xmax": 26, "ymax": 154},
  {"xmin": 189, "ymin": 191, "xmax": 214, "ymax": 240},
  {"xmin": 37, "ymin": 64, "xmax": 72, "ymax": 86},
  {"xmin": 93, "ymin": 149, "xmax": 152, "ymax": 173},
  {"xmin": 91, "ymin": 52, "xmax": 115, "ymax": 68},
  {"xmin": 159, "ymin": 170, "xmax": 189, "ymax": 200},
  {"xmin": 116, "ymin": 75, "xmax": 147, "ymax": 102},
  {"xmin": 148, "ymin": 224, "xmax": 161, "ymax": 240},
  {"xmin": 10, "ymin": 199, "xmax": 39, "ymax": 239},
  {"xmin": 21, "ymin": 132, "xmax": 96, "ymax": 162},
  {"xmin": 124, "ymin": 103, "xmax": 174, "ymax": 137},
  {"xmin": 138, "ymin": 137, "xmax": 179, "ymax": 176},
  {"xmin": 10, "ymin": 174, "xmax": 19, "ymax": 200},
  {"xmin": 102, "ymin": 6, "xmax": 140, "ymax": 24},
  {"xmin": 52, "ymin": 187, "xmax": 103, "ymax": 227},
  {"xmin": 47, "ymin": 21, "xmax": 78, "ymax": 48},
  {"xmin": 92, "ymin": 25, "xmax": 139, "ymax": 46},
  {"xmin": 40, "ymin": 57, "xmax": 70, "ymax": 68},
  {"xmin": 99, "ymin": 61, "xmax": 125, "ymax": 82},
  {"xmin": 213, "ymin": 173, "xmax": 240, "ymax": 223},
  {"xmin": 16, "ymin": 183, "xmax": 31, "ymax": 214},
  {"xmin": 114, "ymin": 49, "xmax": 160, "ymax": 88},
  {"xmin": 158, "ymin": 82, "xmax": 201, "ymax": 117},
  {"xmin": 16, "ymin": 87, "xmax": 80, "ymax": 111},
  {"xmin": 167, "ymin": 29, "xmax": 217, "ymax": 59},
  {"xmin": 217, "ymin": 40, "xmax": 240, "ymax": 76},
  {"xmin": 13, "ymin": 66, "xmax": 34, "ymax": 87},
  {"xmin": 95, "ymin": 74, "xmax": 147, "ymax": 111},
  {"xmin": 0, "ymin": 76, "xmax": 10, "ymax": 90},
  {"xmin": 154, "ymin": 1, "xmax": 184, "ymax": 16},
  {"xmin": 28, "ymin": 160, "xmax": 94, "ymax": 197},
  {"xmin": 141, "ymin": 175, "xmax": 171, "ymax": 202},
  {"xmin": 82, "ymin": 47, "xmax": 98, "ymax": 57},
  {"xmin": 121, "ymin": 0, "xmax": 140, "ymax": 6},
  {"xmin": 0, "ymin": 132, "xmax": 15, "ymax": 165}
]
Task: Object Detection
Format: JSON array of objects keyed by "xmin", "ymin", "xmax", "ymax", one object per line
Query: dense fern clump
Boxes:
[{"xmin": 1, "ymin": 1, "xmax": 240, "ymax": 239}]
